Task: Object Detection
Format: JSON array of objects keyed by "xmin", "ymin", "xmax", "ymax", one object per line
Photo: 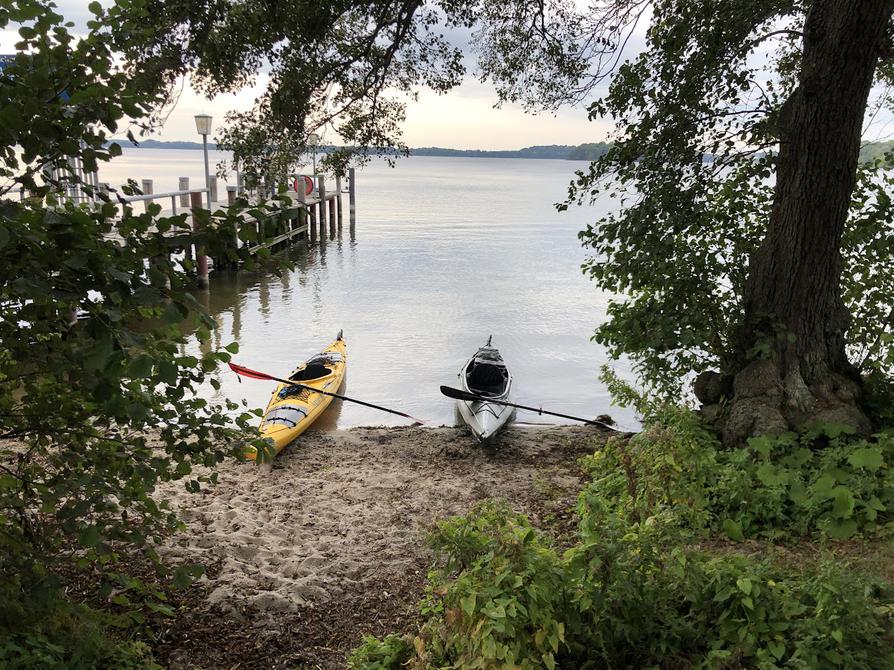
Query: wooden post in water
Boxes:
[
  {"xmin": 317, "ymin": 175, "xmax": 327, "ymax": 236},
  {"xmin": 141, "ymin": 179, "xmax": 153, "ymax": 213},
  {"xmin": 335, "ymin": 175, "xmax": 343, "ymax": 228},
  {"xmin": 296, "ymin": 180, "xmax": 308, "ymax": 241},
  {"xmin": 190, "ymin": 191, "xmax": 209, "ymax": 289},
  {"xmin": 348, "ymin": 167, "xmax": 356, "ymax": 227},
  {"xmin": 226, "ymin": 186, "xmax": 238, "ymax": 255},
  {"xmin": 308, "ymin": 194, "xmax": 316, "ymax": 241},
  {"xmin": 179, "ymin": 177, "xmax": 189, "ymax": 206},
  {"xmin": 209, "ymin": 176, "xmax": 218, "ymax": 206},
  {"xmin": 328, "ymin": 189, "xmax": 337, "ymax": 237}
]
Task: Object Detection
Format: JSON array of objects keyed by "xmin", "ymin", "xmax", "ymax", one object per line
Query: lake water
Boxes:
[{"xmin": 104, "ymin": 148, "xmax": 639, "ymax": 430}]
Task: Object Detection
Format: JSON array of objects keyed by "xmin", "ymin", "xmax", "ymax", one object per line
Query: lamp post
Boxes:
[
  {"xmin": 194, "ymin": 113, "xmax": 213, "ymax": 208},
  {"xmin": 308, "ymin": 132, "xmax": 320, "ymax": 176}
]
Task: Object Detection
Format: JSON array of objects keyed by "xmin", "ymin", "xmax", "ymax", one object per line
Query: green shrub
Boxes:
[
  {"xmin": 420, "ymin": 501, "xmax": 570, "ymax": 670},
  {"xmin": 369, "ymin": 501, "xmax": 894, "ymax": 670},
  {"xmin": 348, "ymin": 634, "xmax": 413, "ymax": 670},
  {"xmin": 574, "ymin": 498, "xmax": 894, "ymax": 669},
  {"xmin": 713, "ymin": 425, "xmax": 894, "ymax": 540},
  {"xmin": 0, "ymin": 574, "xmax": 161, "ymax": 670},
  {"xmin": 584, "ymin": 401, "xmax": 894, "ymax": 541},
  {"xmin": 350, "ymin": 401, "xmax": 894, "ymax": 669}
]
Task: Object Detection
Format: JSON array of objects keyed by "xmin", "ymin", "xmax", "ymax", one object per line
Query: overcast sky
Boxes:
[
  {"xmin": 3, "ymin": 2, "xmax": 891, "ymax": 149},
  {"xmin": 0, "ymin": 0, "xmax": 621, "ymax": 149},
  {"xmin": 164, "ymin": 72, "xmax": 614, "ymax": 150}
]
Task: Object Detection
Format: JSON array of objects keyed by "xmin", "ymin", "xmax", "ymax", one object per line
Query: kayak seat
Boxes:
[
  {"xmin": 467, "ymin": 362, "xmax": 507, "ymax": 396},
  {"xmin": 290, "ymin": 363, "xmax": 331, "ymax": 381}
]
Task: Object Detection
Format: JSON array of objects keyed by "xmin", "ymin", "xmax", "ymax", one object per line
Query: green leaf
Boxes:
[
  {"xmin": 768, "ymin": 640, "xmax": 785, "ymax": 661},
  {"xmin": 158, "ymin": 360, "xmax": 178, "ymax": 386},
  {"xmin": 85, "ymin": 337, "xmax": 116, "ymax": 371},
  {"xmin": 847, "ymin": 447, "xmax": 884, "ymax": 471},
  {"xmin": 127, "ymin": 402, "xmax": 149, "ymax": 422},
  {"xmin": 128, "ymin": 354, "xmax": 154, "ymax": 379},
  {"xmin": 756, "ymin": 462, "xmax": 785, "ymax": 486},
  {"xmin": 172, "ymin": 564, "xmax": 197, "ymax": 589},
  {"xmin": 79, "ymin": 525, "xmax": 100, "ymax": 548},
  {"xmin": 826, "ymin": 518, "xmax": 858, "ymax": 539},
  {"xmin": 736, "ymin": 577, "xmax": 752, "ymax": 595},
  {"xmin": 460, "ymin": 594, "xmax": 476, "ymax": 617},
  {"xmin": 811, "ymin": 475, "xmax": 837, "ymax": 500},
  {"xmin": 831, "ymin": 486, "xmax": 855, "ymax": 518},
  {"xmin": 722, "ymin": 518, "xmax": 744, "ymax": 541}
]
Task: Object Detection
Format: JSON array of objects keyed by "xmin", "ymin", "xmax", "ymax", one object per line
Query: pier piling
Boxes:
[
  {"xmin": 336, "ymin": 175, "xmax": 343, "ymax": 228},
  {"xmin": 317, "ymin": 175, "xmax": 327, "ymax": 237},
  {"xmin": 179, "ymin": 178, "xmax": 189, "ymax": 206},
  {"xmin": 348, "ymin": 167, "xmax": 356, "ymax": 227},
  {"xmin": 328, "ymin": 187, "xmax": 337, "ymax": 236},
  {"xmin": 191, "ymin": 191, "xmax": 209, "ymax": 289},
  {"xmin": 141, "ymin": 179, "xmax": 153, "ymax": 212}
]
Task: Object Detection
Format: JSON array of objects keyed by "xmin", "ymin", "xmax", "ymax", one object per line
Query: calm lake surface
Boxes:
[{"xmin": 104, "ymin": 148, "xmax": 638, "ymax": 430}]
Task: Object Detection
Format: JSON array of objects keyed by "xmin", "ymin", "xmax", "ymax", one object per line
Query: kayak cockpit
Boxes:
[
  {"xmin": 465, "ymin": 347, "xmax": 509, "ymax": 398},
  {"xmin": 290, "ymin": 352, "xmax": 345, "ymax": 381}
]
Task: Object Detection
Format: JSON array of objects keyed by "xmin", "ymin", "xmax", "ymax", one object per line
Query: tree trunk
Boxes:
[{"xmin": 719, "ymin": 0, "xmax": 894, "ymax": 445}]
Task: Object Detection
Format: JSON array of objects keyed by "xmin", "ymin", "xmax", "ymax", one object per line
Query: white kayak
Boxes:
[{"xmin": 456, "ymin": 337, "xmax": 514, "ymax": 441}]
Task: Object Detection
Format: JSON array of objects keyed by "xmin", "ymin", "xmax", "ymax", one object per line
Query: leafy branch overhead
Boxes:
[
  {"xmin": 114, "ymin": 0, "xmax": 471, "ymax": 167},
  {"xmin": 0, "ymin": 3, "xmax": 293, "ymax": 664},
  {"xmin": 104, "ymin": 0, "xmax": 660, "ymax": 170}
]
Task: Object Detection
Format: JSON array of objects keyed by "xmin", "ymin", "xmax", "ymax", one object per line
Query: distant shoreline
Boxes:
[
  {"xmin": 113, "ymin": 139, "xmax": 611, "ymax": 161},
  {"xmin": 113, "ymin": 138, "xmax": 894, "ymax": 163}
]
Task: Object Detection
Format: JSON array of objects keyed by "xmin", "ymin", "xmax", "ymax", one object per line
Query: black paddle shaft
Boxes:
[
  {"xmin": 254, "ymin": 372, "xmax": 425, "ymax": 424},
  {"xmin": 440, "ymin": 385, "xmax": 620, "ymax": 431}
]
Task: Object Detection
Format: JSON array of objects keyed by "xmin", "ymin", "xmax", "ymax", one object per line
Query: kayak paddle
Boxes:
[
  {"xmin": 229, "ymin": 362, "xmax": 427, "ymax": 424},
  {"xmin": 440, "ymin": 385, "xmax": 621, "ymax": 431}
]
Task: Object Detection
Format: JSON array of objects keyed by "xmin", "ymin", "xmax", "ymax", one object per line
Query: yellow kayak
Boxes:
[{"xmin": 246, "ymin": 331, "xmax": 346, "ymax": 460}]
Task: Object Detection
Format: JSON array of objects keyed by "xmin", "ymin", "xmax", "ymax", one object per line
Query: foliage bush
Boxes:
[
  {"xmin": 586, "ymin": 406, "xmax": 894, "ymax": 541},
  {"xmin": 348, "ymin": 635, "xmax": 414, "ymax": 670},
  {"xmin": 349, "ymin": 395, "xmax": 894, "ymax": 670},
  {"xmin": 0, "ymin": 2, "xmax": 289, "ymax": 665},
  {"xmin": 0, "ymin": 569, "xmax": 161, "ymax": 669},
  {"xmin": 349, "ymin": 500, "xmax": 894, "ymax": 670}
]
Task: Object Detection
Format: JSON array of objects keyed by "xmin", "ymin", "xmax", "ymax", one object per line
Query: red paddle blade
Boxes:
[{"xmin": 229, "ymin": 362, "xmax": 276, "ymax": 381}]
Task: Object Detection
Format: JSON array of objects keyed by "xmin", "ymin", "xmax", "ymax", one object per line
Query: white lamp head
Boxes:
[{"xmin": 194, "ymin": 114, "xmax": 213, "ymax": 136}]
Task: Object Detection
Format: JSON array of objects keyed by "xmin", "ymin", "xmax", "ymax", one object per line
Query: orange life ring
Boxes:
[{"xmin": 292, "ymin": 175, "xmax": 314, "ymax": 195}]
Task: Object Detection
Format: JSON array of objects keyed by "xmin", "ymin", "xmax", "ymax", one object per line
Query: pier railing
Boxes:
[
  {"xmin": 39, "ymin": 167, "xmax": 358, "ymax": 289},
  {"xmin": 120, "ymin": 187, "xmax": 210, "ymax": 215}
]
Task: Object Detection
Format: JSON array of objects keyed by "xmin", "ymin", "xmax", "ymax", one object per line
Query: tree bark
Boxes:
[{"xmin": 721, "ymin": 0, "xmax": 894, "ymax": 445}]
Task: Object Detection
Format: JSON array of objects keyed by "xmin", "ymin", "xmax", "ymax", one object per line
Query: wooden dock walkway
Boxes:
[{"xmin": 110, "ymin": 169, "xmax": 357, "ymax": 288}]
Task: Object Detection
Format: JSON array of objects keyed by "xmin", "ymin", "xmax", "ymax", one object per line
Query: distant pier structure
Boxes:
[{"xmin": 113, "ymin": 169, "xmax": 357, "ymax": 288}]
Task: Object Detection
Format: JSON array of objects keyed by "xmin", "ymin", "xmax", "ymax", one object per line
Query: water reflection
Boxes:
[{"xmin": 164, "ymin": 155, "xmax": 642, "ymax": 430}]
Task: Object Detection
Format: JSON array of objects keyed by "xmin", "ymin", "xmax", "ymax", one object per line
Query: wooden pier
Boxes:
[{"xmin": 115, "ymin": 168, "xmax": 357, "ymax": 288}]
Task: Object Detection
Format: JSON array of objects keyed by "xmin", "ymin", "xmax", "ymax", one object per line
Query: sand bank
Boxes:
[{"xmin": 155, "ymin": 424, "xmax": 613, "ymax": 669}]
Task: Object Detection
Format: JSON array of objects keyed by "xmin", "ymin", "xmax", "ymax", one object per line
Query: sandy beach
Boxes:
[{"xmin": 152, "ymin": 424, "xmax": 614, "ymax": 669}]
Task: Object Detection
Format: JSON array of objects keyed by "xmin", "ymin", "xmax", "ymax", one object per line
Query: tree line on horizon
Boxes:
[
  {"xmin": 115, "ymin": 138, "xmax": 894, "ymax": 165},
  {"xmin": 113, "ymin": 138, "xmax": 615, "ymax": 161}
]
